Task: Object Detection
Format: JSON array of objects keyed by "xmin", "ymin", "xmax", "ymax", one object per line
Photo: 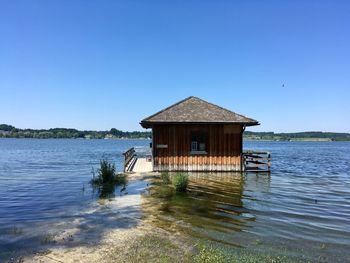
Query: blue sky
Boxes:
[{"xmin": 0, "ymin": 1, "xmax": 349, "ymax": 132}]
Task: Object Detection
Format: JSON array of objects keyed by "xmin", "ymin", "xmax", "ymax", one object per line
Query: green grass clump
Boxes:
[
  {"xmin": 91, "ymin": 159, "xmax": 116, "ymax": 184},
  {"xmin": 91, "ymin": 159, "xmax": 126, "ymax": 198},
  {"xmin": 160, "ymin": 172, "xmax": 171, "ymax": 184},
  {"xmin": 171, "ymin": 173, "xmax": 189, "ymax": 192}
]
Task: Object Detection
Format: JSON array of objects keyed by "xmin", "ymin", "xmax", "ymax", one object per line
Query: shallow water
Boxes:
[
  {"xmin": 0, "ymin": 138, "xmax": 148, "ymax": 259},
  {"xmin": 0, "ymin": 139, "xmax": 349, "ymax": 261},
  {"xmin": 143, "ymin": 141, "xmax": 350, "ymax": 262}
]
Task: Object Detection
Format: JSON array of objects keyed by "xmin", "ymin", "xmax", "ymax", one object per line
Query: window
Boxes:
[{"xmin": 190, "ymin": 132, "xmax": 207, "ymax": 154}]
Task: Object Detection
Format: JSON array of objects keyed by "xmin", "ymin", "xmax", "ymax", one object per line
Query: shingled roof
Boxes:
[{"xmin": 140, "ymin": 96, "xmax": 259, "ymax": 128}]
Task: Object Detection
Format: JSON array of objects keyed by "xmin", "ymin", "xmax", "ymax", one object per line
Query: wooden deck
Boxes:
[
  {"xmin": 123, "ymin": 146, "xmax": 153, "ymax": 173},
  {"xmin": 123, "ymin": 147, "xmax": 271, "ymax": 173},
  {"xmin": 130, "ymin": 158, "xmax": 153, "ymax": 173}
]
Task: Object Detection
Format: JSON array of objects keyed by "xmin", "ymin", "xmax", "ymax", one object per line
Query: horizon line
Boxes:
[{"xmin": 1, "ymin": 124, "xmax": 349, "ymax": 134}]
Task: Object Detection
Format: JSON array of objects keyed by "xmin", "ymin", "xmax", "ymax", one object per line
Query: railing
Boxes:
[
  {"xmin": 134, "ymin": 146, "xmax": 152, "ymax": 159},
  {"xmin": 124, "ymin": 147, "xmax": 270, "ymax": 173},
  {"xmin": 123, "ymin": 146, "xmax": 152, "ymax": 172},
  {"xmin": 123, "ymin": 147, "xmax": 135, "ymax": 172},
  {"xmin": 242, "ymin": 151, "xmax": 271, "ymax": 173}
]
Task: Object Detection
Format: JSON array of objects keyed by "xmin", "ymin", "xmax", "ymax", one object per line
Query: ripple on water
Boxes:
[{"xmin": 0, "ymin": 139, "xmax": 350, "ymax": 262}]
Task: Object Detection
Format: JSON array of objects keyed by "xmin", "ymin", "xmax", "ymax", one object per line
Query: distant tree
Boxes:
[{"xmin": 0, "ymin": 124, "xmax": 15, "ymax": 131}]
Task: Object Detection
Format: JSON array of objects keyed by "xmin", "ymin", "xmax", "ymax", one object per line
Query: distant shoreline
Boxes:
[
  {"xmin": 243, "ymin": 138, "xmax": 346, "ymax": 142},
  {"xmin": 0, "ymin": 124, "xmax": 151, "ymax": 140},
  {"xmin": 0, "ymin": 137, "xmax": 151, "ymax": 140},
  {"xmin": 1, "ymin": 124, "xmax": 350, "ymax": 141},
  {"xmin": 1, "ymin": 137, "xmax": 349, "ymax": 142}
]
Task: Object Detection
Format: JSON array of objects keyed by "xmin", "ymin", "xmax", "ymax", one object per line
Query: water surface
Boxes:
[
  {"xmin": 0, "ymin": 139, "xmax": 148, "ymax": 259},
  {"xmin": 0, "ymin": 139, "xmax": 349, "ymax": 262}
]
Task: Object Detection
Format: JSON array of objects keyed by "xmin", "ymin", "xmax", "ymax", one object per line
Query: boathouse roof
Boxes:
[{"xmin": 140, "ymin": 96, "xmax": 259, "ymax": 128}]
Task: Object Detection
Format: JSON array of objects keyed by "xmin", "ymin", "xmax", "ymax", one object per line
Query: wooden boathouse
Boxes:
[{"xmin": 123, "ymin": 96, "xmax": 271, "ymax": 173}]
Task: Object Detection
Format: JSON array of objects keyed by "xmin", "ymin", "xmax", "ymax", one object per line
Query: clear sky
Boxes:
[{"xmin": 0, "ymin": 0, "xmax": 349, "ymax": 132}]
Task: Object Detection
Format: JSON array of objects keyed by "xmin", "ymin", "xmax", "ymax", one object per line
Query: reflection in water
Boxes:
[
  {"xmin": 142, "ymin": 172, "xmax": 271, "ymax": 247},
  {"xmin": 1, "ymin": 140, "xmax": 350, "ymax": 261},
  {"xmin": 91, "ymin": 180, "xmax": 127, "ymax": 199}
]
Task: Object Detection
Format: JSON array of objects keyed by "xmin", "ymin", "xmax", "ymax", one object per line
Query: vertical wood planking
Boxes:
[{"xmin": 152, "ymin": 124, "xmax": 243, "ymax": 171}]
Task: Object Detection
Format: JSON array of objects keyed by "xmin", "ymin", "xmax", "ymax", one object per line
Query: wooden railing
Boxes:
[
  {"xmin": 242, "ymin": 151, "xmax": 271, "ymax": 173},
  {"xmin": 134, "ymin": 146, "xmax": 152, "ymax": 159},
  {"xmin": 123, "ymin": 146, "xmax": 152, "ymax": 172},
  {"xmin": 124, "ymin": 147, "xmax": 270, "ymax": 173},
  {"xmin": 123, "ymin": 147, "xmax": 135, "ymax": 172}
]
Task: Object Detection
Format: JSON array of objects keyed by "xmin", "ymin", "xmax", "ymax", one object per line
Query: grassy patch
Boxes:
[
  {"xmin": 91, "ymin": 159, "xmax": 125, "ymax": 185},
  {"xmin": 90, "ymin": 159, "xmax": 127, "ymax": 198},
  {"xmin": 159, "ymin": 172, "xmax": 189, "ymax": 191},
  {"xmin": 171, "ymin": 173, "xmax": 189, "ymax": 192},
  {"xmin": 160, "ymin": 172, "xmax": 171, "ymax": 185}
]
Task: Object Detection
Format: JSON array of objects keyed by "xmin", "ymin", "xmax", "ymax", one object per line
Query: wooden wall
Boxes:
[{"xmin": 152, "ymin": 124, "xmax": 243, "ymax": 171}]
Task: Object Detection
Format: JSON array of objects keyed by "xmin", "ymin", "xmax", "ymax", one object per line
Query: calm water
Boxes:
[{"xmin": 0, "ymin": 139, "xmax": 350, "ymax": 261}]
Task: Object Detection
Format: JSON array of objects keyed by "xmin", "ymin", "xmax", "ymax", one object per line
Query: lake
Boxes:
[{"xmin": 0, "ymin": 139, "xmax": 349, "ymax": 262}]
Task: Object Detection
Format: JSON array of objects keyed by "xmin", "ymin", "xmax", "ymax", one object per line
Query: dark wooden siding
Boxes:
[{"xmin": 152, "ymin": 124, "xmax": 243, "ymax": 171}]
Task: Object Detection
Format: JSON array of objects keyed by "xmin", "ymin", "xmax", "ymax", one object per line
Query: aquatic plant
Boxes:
[
  {"xmin": 110, "ymin": 233, "xmax": 193, "ymax": 262},
  {"xmin": 94, "ymin": 159, "xmax": 115, "ymax": 184},
  {"xmin": 171, "ymin": 173, "xmax": 189, "ymax": 192},
  {"xmin": 193, "ymin": 242, "xmax": 292, "ymax": 263},
  {"xmin": 91, "ymin": 159, "xmax": 125, "ymax": 185},
  {"xmin": 8, "ymin": 226, "xmax": 23, "ymax": 235},
  {"xmin": 194, "ymin": 244, "xmax": 226, "ymax": 263},
  {"xmin": 160, "ymin": 172, "xmax": 171, "ymax": 184},
  {"xmin": 90, "ymin": 159, "xmax": 127, "ymax": 198}
]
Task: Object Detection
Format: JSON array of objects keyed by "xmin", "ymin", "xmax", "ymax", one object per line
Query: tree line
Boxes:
[
  {"xmin": 0, "ymin": 124, "xmax": 151, "ymax": 139},
  {"xmin": 1, "ymin": 124, "xmax": 349, "ymax": 141},
  {"xmin": 244, "ymin": 131, "xmax": 350, "ymax": 141}
]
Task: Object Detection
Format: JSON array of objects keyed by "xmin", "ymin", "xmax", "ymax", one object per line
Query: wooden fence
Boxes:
[{"xmin": 242, "ymin": 151, "xmax": 271, "ymax": 173}]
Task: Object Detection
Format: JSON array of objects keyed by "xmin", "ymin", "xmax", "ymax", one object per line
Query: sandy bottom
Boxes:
[
  {"xmin": 23, "ymin": 226, "xmax": 152, "ymax": 263},
  {"xmin": 19, "ymin": 172, "xmax": 183, "ymax": 263},
  {"xmin": 22, "ymin": 224, "xmax": 192, "ymax": 263}
]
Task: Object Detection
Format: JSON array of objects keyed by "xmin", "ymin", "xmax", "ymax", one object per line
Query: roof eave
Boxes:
[{"xmin": 140, "ymin": 121, "xmax": 259, "ymax": 129}]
